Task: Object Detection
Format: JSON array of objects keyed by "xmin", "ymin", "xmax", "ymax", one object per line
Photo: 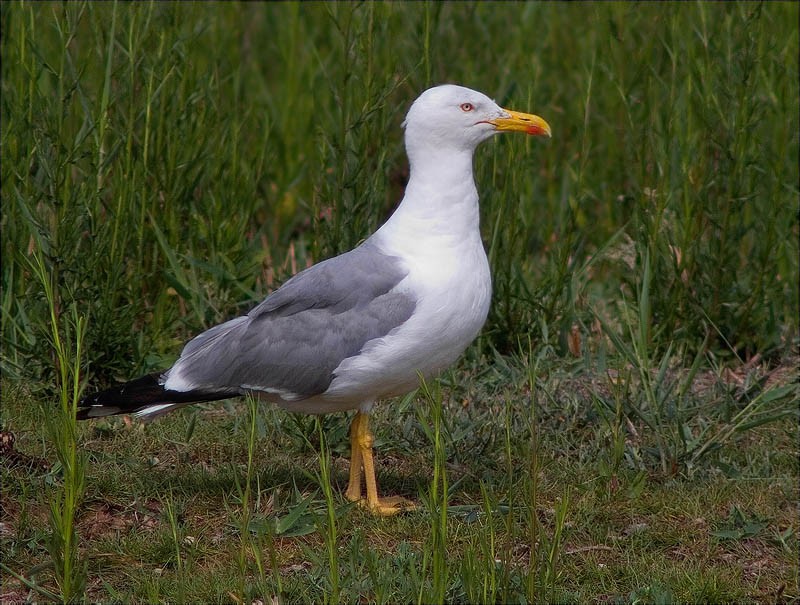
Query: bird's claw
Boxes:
[{"xmin": 357, "ymin": 495, "xmax": 416, "ymax": 516}]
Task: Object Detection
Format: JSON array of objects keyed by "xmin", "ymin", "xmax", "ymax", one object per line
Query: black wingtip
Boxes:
[
  {"xmin": 77, "ymin": 372, "xmax": 236, "ymax": 420},
  {"xmin": 77, "ymin": 373, "xmax": 167, "ymax": 419}
]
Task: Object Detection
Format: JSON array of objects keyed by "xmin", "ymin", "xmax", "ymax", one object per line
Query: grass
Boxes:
[
  {"xmin": 3, "ymin": 369, "xmax": 797, "ymax": 602},
  {"xmin": 27, "ymin": 250, "xmax": 88, "ymax": 600},
  {"xmin": 1, "ymin": 1, "xmax": 798, "ymax": 603}
]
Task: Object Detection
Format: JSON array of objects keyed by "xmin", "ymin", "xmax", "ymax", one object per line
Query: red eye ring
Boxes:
[{"xmin": 460, "ymin": 102, "xmax": 474, "ymax": 112}]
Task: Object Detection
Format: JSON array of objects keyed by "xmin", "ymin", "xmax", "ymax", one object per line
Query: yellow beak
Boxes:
[{"xmin": 489, "ymin": 109, "xmax": 552, "ymax": 137}]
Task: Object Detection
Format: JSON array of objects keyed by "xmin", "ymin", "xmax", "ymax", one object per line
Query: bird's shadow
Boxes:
[{"xmin": 98, "ymin": 450, "xmax": 427, "ymax": 509}]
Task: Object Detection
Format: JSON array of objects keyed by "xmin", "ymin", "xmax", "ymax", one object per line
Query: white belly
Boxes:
[{"xmin": 309, "ymin": 232, "xmax": 492, "ymax": 409}]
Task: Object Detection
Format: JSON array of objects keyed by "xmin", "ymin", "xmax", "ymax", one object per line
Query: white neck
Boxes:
[{"xmin": 372, "ymin": 142, "xmax": 480, "ymax": 252}]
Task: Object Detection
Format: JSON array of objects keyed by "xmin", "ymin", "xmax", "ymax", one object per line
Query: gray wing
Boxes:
[{"xmin": 163, "ymin": 240, "xmax": 416, "ymax": 399}]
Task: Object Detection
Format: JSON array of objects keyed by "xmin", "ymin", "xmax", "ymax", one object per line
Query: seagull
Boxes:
[{"xmin": 78, "ymin": 84, "xmax": 551, "ymax": 515}]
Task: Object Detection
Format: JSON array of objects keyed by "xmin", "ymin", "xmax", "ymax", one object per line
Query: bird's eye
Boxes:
[{"xmin": 460, "ymin": 102, "xmax": 475, "ymax": 112}]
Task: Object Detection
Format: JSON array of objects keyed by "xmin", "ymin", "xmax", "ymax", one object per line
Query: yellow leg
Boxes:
[
  {"xmin": 344, "ymin": 413, "xmax": 364, "ymax": 502},
  {"xmin": 344, "ymin": 411, "xmax": 415, "ymax": 516}
]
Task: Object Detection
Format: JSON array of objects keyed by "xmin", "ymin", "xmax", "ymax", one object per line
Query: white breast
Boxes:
[{"xmin": 319, "ymin": 216, "xmax": 492, "ymax": 406}]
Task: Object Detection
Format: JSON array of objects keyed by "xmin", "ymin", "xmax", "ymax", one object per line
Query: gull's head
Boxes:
[{"xmin": 402, "ymin": 84, "xmax": 551, "ymax": 154}]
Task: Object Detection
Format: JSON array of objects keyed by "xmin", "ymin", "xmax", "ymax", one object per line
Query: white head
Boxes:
[{"xmin": 402, "ymin": 84, "xmax": 551, "ymax": 155}]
